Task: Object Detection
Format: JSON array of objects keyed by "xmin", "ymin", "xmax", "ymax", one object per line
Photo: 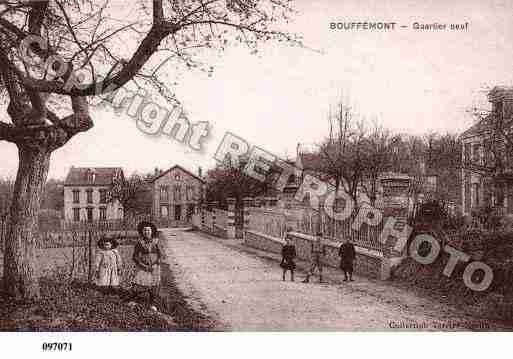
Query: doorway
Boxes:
[
  {"xmin": 174, "ymin": 205, "xmax": 182, "ymax": 221},
  {"xmin": 86, "ymin": 207, "xmax": 93, "ymax": 223}
]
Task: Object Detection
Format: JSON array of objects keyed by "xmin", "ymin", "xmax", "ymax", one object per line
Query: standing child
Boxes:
[
  {"xmin": 338, "ymin": 237, "xmax": 356, "ymax": 281},
  {"xmin": 303, "ymin": 232, "xmax": 326, "ymax": 283},
  {"xmin": 126, "ymin": 221, "xmax": 163, "ymax": 311},
  {"xmin": 94, "ymin": 238, "xmax": 122, "ymax": 295},
  {"xmin": 280, "ymin": 229, "xmax": 296, "ymax": 281}
]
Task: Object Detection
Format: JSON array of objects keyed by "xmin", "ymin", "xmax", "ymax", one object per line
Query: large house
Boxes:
[
  {"xmin": 63, "ymin": 167, "xmax": 124, "ymax": 222},
  {"xmin": 150, "ymin": 165, "xmax": 205, "ymax": 222},
  {"xmin": 460, "ymin": 86, "xmax": 513, "ymax": 216}
]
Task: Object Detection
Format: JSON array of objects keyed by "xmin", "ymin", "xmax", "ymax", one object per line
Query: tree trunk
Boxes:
[{"xmin": 3, "ymin": 145, "xmax": 51, "ymax": 300}]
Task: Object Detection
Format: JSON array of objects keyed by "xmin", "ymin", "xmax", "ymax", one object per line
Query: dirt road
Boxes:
[{"xmin": 160, "ymin": 229, "xmax": 501, "ymax": 331}]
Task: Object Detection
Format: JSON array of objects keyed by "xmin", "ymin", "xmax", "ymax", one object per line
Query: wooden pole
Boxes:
[{"xmin": 88, "ymin": 230, "xmax": 92, "ymax": 283}]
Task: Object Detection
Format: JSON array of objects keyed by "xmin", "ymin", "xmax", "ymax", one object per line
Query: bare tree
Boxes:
[
  {"xmin": 108, "ymin": 172, "xmax": 152, "ymax": 217},
  {"xmin": 317, "ymin": 100, "xmax": 367, "ymax": 206},
  {"xmin": 0, "ymin": 0, "xmax": 300, "ymax": 300},
  {"xmin": 359, "ymin": 122, "xmax": 400, "ymax": 206},
  {"xmin": 206, "ymin": 155, "xmax": 270, "ymax": 208}
]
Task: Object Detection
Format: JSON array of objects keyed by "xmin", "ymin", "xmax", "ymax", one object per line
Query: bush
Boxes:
[{"xmin": 394, "ymin": 235, "xmax": 513, "ymax": 321}]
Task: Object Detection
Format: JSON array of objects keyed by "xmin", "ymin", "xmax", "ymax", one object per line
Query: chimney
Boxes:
[
  {"xmin": 154, "ymin": 167, "xmax": 159, "ymax": 176},
  {"xmin": 488, "ymin": 86, "xmax": 513, "ymax": 121},
  {"xmin": 198, "ymin": 166, "xmax": 203, "ymax": 178}
]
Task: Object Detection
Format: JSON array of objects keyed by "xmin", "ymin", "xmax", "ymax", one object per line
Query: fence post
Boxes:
[
  {"xmin": 210, "ymin": 202, "xmax": 218, "ymax": 233},
  {"xmin": 227, "ymin": 197, "xmax": 236, "ymax": 239},
  {"xmin": 87, "ymin": 230, "xmax": 93, "ymax": 283},
  {"xmin": 201, "ymin": 204, "xmax": 206, "ymax": 231},
  {"xmin": 243, "ymin": 197, "xmax": 253, "ymax": 238}
]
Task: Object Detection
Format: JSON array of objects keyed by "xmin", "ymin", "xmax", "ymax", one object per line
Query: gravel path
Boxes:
[{"xmin": 160, "ymin": 229, "xmax": 502, "ymax": 331}]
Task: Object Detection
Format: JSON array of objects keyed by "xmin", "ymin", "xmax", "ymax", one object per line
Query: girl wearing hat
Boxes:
[
  {"xmin": 126, "ymin": 221, "xmax": 163, "ymax": 311},
  {"xmin": 280, "ymin": 228, "xmax": 296, "ymax": 282},
  {"xmin": 94, "ymin": 237, "xmax": 122, "ymax": 294}
]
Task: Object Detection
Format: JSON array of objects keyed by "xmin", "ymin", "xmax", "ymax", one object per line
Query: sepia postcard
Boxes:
[{"xmin": 0, "ymin": 0, "xmax": 512, "ymax": 356}]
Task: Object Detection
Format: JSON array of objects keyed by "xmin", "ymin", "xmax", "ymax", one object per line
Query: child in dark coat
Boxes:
[
  {"xmin": 338, "ymin": 238, "xmax": 356, "ymax": 281},
  {"xmin": 280, "ymin": 230, "xmax": 296, "ymax": 281}
]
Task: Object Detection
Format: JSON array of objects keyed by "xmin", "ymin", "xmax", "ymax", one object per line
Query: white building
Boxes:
[
  {"xmin": 150, "ymin": 165, "xmax": 205, "ymax": 222},
  {"xmin": 63, "ymin": 167, "xmax": 124, "ymax": 222}
]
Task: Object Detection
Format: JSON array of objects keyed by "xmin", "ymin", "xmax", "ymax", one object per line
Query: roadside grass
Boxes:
[
  {"xmin": 0, "ymin": 245, "xmax": 177, "ymax": 331},
  {"xmin": 0, "ymin": 240, "xmax": 217, "ymax": 331},
  {"xmin": 0, "ymin": 278, "xmax": 177, "ymax": 331}
]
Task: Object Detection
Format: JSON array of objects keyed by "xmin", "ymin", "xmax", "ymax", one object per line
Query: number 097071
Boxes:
[{"xmin": 41, "ymin": 342, "xmax": 72, "ymax": 351}]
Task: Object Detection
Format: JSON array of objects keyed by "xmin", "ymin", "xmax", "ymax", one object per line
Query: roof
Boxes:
[
  {"xmin": 460, "ymin": 116, "xmax": 513, "ymax": 140},
  {"xmin": 488, "ymin": 86, "xmax": 513, "ymax": 102},
  {"xmin": 64, "ymin": 167, "xmax": 123, "ymax": 186},
  {"xmin": 149, "ymin": 165, "xmax": 205, "ymax": 183},
  {"xmin": 460, "ymin": 116, "xmax": 491, "ymax": 140},
  {"xmin": 461, "ymin": 86, "xmax": 513, "ymax": 140}
]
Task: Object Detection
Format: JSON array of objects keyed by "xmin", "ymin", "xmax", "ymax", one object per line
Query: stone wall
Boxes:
[
  {"xmin": 193, "ymin": 207, "xmax": 234, "ymax": 239},
  {"xmin": 213, "ymin": 224, "xmax": 229, "ymax": 238},
  {"xmin": 244, "ymin": 230, "xmax": 284, "ymax": 254},
  {"xmin": 244, "ymin": 230, "xmax": 390, "ymax": 280}
]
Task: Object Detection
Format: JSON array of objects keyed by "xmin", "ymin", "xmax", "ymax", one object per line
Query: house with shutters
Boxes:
[
  {"xmin": 150, "ymin": 165, "xmax": 205, "ymax": 222},
  {"xmin": 460, "ymin": 86, "xmax": 513, "ymax": 216},
  {"xmin": 63, "ymin": 167, "xmax": 125, "ymax": 222}
]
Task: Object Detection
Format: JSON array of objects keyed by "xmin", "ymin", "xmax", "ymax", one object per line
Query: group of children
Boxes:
[
  {"xmin": 280, "ymin": 229, "xmax": 356, "ymax": 284},
  {"xmin": 93, "ymin": 221, "xmax": 163, "ymax": 311},
  {"xmin": 95, "ymin": 223, "xmax": 356, "ymax": 311}
]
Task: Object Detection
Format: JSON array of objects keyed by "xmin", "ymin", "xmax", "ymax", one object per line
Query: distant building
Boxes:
[
  {"xmin": 63, "ymin": 167, "xmax": 124, "ymax": 222},
  {"xmin": 460, "ymin": 86, "xmax": 513, "ymax": 216},
  {"xmin": 150, "ymin": 165, "xmax": 205, "ymax": 222}
]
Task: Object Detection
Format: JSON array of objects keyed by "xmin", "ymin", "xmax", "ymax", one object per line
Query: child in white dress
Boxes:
[{"xmin": 94, "ymin": 238, "xmax": 122, "ymax": 294}]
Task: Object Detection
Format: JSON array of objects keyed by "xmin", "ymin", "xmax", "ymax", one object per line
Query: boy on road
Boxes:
[{"xmin": 302, "ymin": 231, "xmax": 326, "ymax": 283}]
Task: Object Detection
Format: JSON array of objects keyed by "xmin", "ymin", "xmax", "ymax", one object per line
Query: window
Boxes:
[
  {"xmin": 473, "ymin": 183, "xmax": 480, "ymax": 207},
  {"xmin": 99, "ymin": 189, "xmax": 107, "ymax": 204},
  {"xmin": 160, "ymin": 205, "xmax": 169, "ymax": 217},
  {"xmin": 464, "ymin": 182, "xmax": 471, "ymax": 213},
  {"xmin": 86, "ymin": 169, "xmax": 96, "ymax": 183},
  {"xmin": 86, "ymin": 189, "xmax": 93, "ymax": 204},
  {"xmin": 72, "ymin": 190, "xmax": 80, "ymax": 204},
  {"xmin": 463, "ymin": 143, "xmax": 471, "ymax": 164},
  {"xmin": 187, "ymin": 204, "xmax": 195, "ymax": 220},
  {"xmin": 99, "ymin": 207, "xmax": 107, "ymax": 221},
  {"xmin": 174, "ymin": 185, "xmax": 181, "ymax": 201},
  {"xmin": 86, "ymin": 207, "xmax": 93, "ymax": 222},
  {"xmin": 160, "ymin": 186, "xmax": 169, "ymax": 201},
  {"xmin": 472, "ymin": 143, "xmax": 481, "ymax": 164},
  {"xmin": 495, "ymin": 101, "xmax": 503, "ymax": 118},
  {"xmin": 174, "ymin": 205, "xmax": 182, "ymax": 220},
  {"xmin": 483, "ymin": 139, "xmax": 493, "ymax": 167},
  {"xmin": 186, "ymin": 186, "xmax": 194, "ymax": 201},
  {"xmin": 73, "ymin": 208, "xmax": 80, "ymax": 222},
  {"xmin": 495, "ymin": 183, "xmax": 505, "ymax": 207}
]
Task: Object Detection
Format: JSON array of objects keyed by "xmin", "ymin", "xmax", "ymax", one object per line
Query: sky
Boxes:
[{"xmin": 1, "ymin": 0, "xmax": 513, "ymax": 180}]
